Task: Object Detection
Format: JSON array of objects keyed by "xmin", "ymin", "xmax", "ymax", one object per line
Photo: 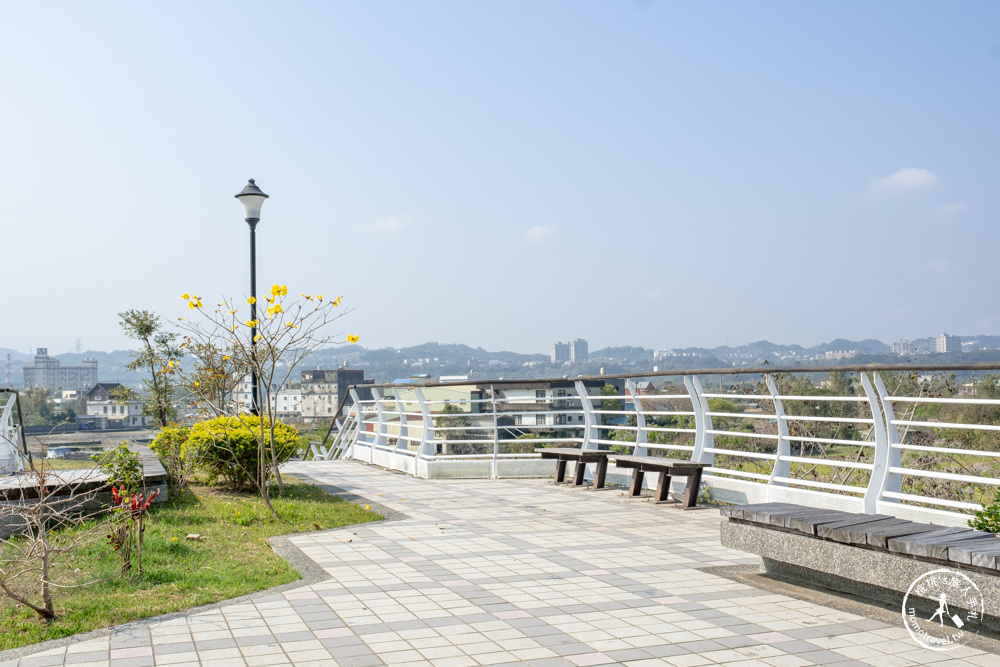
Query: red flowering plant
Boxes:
[{"xmin": 106, "ymin": 486, "xmax": 159, "ymax": 577}]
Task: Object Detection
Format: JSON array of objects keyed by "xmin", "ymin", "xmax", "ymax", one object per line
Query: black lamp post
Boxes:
[{"xmin": 235, "ymin": 179, "xmax": 269, "ymax": 416}]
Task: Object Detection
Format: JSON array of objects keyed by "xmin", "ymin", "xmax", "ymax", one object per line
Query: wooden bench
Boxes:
[
  {"xmin": 611, "ymin": 455, "xmax": 709, "ymax": 508},
  {"xmin": 536, "ymin": 448, "xmax": 609, "ymax": 489}
]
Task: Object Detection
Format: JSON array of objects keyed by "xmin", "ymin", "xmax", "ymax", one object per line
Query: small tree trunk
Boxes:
[{"xmin": 270, "ymin": 422, "xmax": 284, "ymax": 497}]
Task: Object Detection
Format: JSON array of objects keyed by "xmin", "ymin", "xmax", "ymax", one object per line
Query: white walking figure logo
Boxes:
[{"xmin": 928, "ymin": 593, "xmax": 950, "ymax": 627}]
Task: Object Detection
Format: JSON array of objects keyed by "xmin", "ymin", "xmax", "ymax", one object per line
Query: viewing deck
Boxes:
[{"xmin": 4, "ymin": 460, "xmax": 997, "ymax": 666}]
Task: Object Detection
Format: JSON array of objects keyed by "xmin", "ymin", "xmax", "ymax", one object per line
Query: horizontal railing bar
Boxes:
[
  {"xmin": 700, "ymin": 393, "xmax": 771, "ymax": 400},
  {"xmin": 891, "ymin": 443, "xmax": 1000, "ymax": 459},
  {"xmin": 777, "ymin": 455, "xmax": 874, "ymax": 470},
  {"xmin": 704, "ymin": 447, "xmax": 777, "ymax": 460},
  {"xmin": 891, "ymin": 419, "xmax": 1000, "ymax": 432},
  {"xmin": 705, "ymin": 411, "xmax": 777, "ymax": 420},
  {"xmin": 705, "ymin": 468, "xmax": 771, "ymax": 481},
  {"xmin": 706, "ymin": 429, "xmax": 781, "ymax": 440},
  {"xmin": 784, "ymin": 435, "xmax": 875, "ymax": 447},
  {"xmin": 771, "ymin": 477, "xmax": 867, "ymax": 493},
  {"xmin": 781, "ymin": 415, "xmax": 874, "ymax": 424},
  {"xmin": 361, "ymin": 362, "xmax": 1000, "ymax": 390},
  {"xmin": 887, "ymin": 467, "xmax": 1000, "ymax": 486},
  {"xmin": 775, "ymin": 395, "xmax": 869, "ymax": 402},
  {"xmin": 883, "ymin": 396, "xmax": 1000, "ymax": 405},
  {"xmin": 880, "ymin": 491, "xmax": 981, "ymax": 511}
]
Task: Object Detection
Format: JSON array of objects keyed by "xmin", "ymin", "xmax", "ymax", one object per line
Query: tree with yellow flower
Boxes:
[{"xmin": 169, "ymin": 285, "xmax": 359, "ymax": 517}]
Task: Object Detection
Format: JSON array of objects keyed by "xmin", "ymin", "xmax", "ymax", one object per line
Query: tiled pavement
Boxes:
[{"xmin": 4, "ymin": 460, "xmax": 999, "ymax": 667}]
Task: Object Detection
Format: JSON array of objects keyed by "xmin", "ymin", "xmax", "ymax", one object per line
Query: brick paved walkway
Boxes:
[{"xmin": 4, "ymin": 460, "xmax": 998, "ymax": 666}]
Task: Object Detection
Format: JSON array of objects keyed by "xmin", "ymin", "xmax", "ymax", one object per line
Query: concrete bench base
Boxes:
[{"xmin": 721, "ymin": 520, "xmax": 1000, "ymax": 627}]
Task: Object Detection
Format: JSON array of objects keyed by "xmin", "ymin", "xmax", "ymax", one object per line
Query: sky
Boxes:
[{"xmin": 2, "ymin": 1, "xmax": 999, "ymax": 356}]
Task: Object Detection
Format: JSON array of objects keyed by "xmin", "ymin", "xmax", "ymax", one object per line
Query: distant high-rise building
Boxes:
[
  {"xmin": 550, "ymin": 342, "xmax": 570, "ymax": 363},
  {"xmin": 936, "ymin": 334, "xmax": 962, "ymax": 353},
  {"xmin": 569, "ymin": 339, "xmax": 588, "ymax": 363},
  {"xmin": 891, "ymin": 339, "xmax": 915, "ymax": 355},
  {"xmin": 22, "ymin": 348, "xmax": 98, "ymax": 392}
]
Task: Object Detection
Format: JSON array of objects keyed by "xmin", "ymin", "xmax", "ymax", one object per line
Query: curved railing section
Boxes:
[
  {"xmin": 317, "ymin": 363, "xmax": 1000, "ymax": 527},
  {"xmin": 0, "ymin": 389, "xmax": 29, "ymax": 474}
]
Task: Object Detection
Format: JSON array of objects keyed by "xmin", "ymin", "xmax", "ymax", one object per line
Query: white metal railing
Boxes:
[
  {"xmin": 315, "ymin": 365, "xmax": 1000, "ymax": 527},
  {"xmin": 0, "ymin": 390, "xmax": 28, "ymax": 474}
]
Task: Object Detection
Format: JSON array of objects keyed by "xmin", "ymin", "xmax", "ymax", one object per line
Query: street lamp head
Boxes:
[{"xmin": 235, "ymin": 178, "xmax": 269, "ymax": 223}]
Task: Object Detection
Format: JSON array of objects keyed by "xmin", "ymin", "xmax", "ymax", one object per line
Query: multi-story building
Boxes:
[
  {"xmin": 891, "ymin": 339, "xmax": 915, "ymax": 355},
  {"xmin": 825, "ymin": 350, "xmax": 857, "ymax": 361},
  {"xmin": 22, "ymin": 348, "xmax": 98, "ymax": 392},
  {"xmin": 233, "ymin": 378, "xmax": 303, "ymax": 420},
  {"xmin": 300, "ymin": 369, "xmax": 373, "ymax": 422},
  {"xmin": 936, "ymin": 334, "xmax": 962, "ymax": 353},
  {"xmin": 551, "ymin": 339, "xmax": 588, "ymax": 363}
]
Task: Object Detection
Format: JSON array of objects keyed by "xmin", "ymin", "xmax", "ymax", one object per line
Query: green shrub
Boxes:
[
  {"xmin": 149, "ymin": 426, "xmax": 191, "ymax": 487},
  {"xmin": 96, "ymin": 442, "xmax": 144, "ymax": 493},
  {"xmin": 185, "ymin": 416, "xmax": 298, "ymax": 492},
  {"xmin": 970, "ymin": 488, "xmax": 1000, "ymax": 533}
]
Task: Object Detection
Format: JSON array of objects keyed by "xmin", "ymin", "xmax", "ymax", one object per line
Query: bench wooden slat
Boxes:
[
  {"xmin": 784, "ymin": 511, "xmax": 859, "ymax": 535},
  {"xmin": 815, "ymin": 515, "xmax": 896, "ymax": 544},
  {"xmin": 887, "ymin": 527, "xmax": 976, "ymax": 560},
  {"xmin": 948, "ymin": 540, "xmax": 1000, "ymax": 570},
  {"xmin": 720, "ymin": 502, "xmax": 800, "ymax": 521},
  {"xmin": 862, "ymin": 521, "xmax": 941, "ymax": 549}
]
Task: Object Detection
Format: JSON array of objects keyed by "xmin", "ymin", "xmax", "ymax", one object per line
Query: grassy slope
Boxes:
[{"xmin": 0, "ymin": 480, "xmax": 380, "ymax": 651}]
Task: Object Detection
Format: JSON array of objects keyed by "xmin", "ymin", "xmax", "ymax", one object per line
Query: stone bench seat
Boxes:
[
  {"xmin": 720, "ymin": 502, "xmax": 1000, "ymax": 632},
  {"xmin": 720, "ymin": 502, "xmax": 1000, "ymax": 570}
]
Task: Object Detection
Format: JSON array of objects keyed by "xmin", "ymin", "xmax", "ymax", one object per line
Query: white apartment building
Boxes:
[{"xmin": 86, "ymin": 383, "xmax": 151, "ymax": 428}]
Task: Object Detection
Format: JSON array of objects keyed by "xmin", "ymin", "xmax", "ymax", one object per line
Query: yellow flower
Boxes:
[
  {"xmin": 333, "ymin": 296, "xmax": 342, "ymax": 307},
  {"xmin": 228, "ymin": 310, "xmax": 235, "ymax": 315},
  {"xmin": 223, "ymin": 355, "xmax": 231, "ymax": 361},
  {"xmin": 194, "ymin": 381, "xmax": 200, "ymax": 387},
  {"xmin": 317, "ymin": 294, "xmax": 324, "ymax": 301},
  {"xmin": 365, "ymin": 504, "xmax": 371, "ymax": 510},
  {"xmin": 254, "ymin": 334, "xmax": 263, "ymax": 342},
  {"xmin": 181, "ymin": 293, "xmax": 190, "ymax": 299},
  {"xmin": 273, "ymin": 303, "xmax": 283, "ymax": 314},
  {"xmin": 247, "ymin": 296, "xmax": 256, "ymax": 304},
  {"xmin": 347, "ymin": 334, "xmax": 359, "ymax": 344},
  {"xmin": 188, "ymin": 301, "xmax": 196, "ymax": 310},
  {"xmin": 231, "ymin": 325, "xmax": 238, "ymax": 332},
  {"xmin": 179, "ymin": 317, "xmax": 185, "ymax": 322},
  {"xmin": 171, "ymin": 537, "xmax": 178, "ymax": 542},
  {"xmin": 286, "ymin": 322, "xmax": 295, "ymax": 328},
  {"xmin": 168, "ymin": 360, "xmax": 175, "ymax": 367}
]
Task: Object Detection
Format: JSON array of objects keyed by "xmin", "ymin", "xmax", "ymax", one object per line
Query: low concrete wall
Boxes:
[{"xmin": 0, "ymin": 443, "xmax": 168, "ymax": 539}]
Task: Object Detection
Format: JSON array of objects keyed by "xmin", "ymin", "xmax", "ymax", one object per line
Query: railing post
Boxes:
[
  {"xmin": 345, "ymin": 387, "xmax": 364, "ymax": 459},
  {"xmin": 485, "ymin": 386, "xmax": 498, "ymax": 478},
  {"xmin": 626, "ymin": 379, "xmax": 648, "ymax": 456},
  {"xmin": 414, "ymin": 387, "xmax": 436, "ymax": 459},
  {"xmin": 370, "ymin": 388, "xmax": 386, "ymax": 463},
  {"xmin": 392, "ymin": 388, "xmax": 409, "ymax": 452},
  {"xmin": 869, "ymin": 373, "xmax": 901, "ymax": 510},
  {"xmin": 575, "ymin": 381, "xmax": 596, "ymax": 450},
  {"xmin": 685, "ymin": 375, "xmax": 714, "ymax": 465},
  {"xmin": 765, "ymin": 374, "xmax": 790, "ymax": 486}
]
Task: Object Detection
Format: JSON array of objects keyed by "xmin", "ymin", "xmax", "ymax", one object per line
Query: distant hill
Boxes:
[{"xmin": 5, "ymin": 333, "xmax": 1000, "ymax": 389}]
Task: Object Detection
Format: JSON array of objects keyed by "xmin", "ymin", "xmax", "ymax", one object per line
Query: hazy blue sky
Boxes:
[{"xmin": 2, "ymin": 2, "xmax": 998, "ymax": 356}]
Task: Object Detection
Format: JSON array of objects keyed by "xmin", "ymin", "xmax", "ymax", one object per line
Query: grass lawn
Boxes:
[{"xmin": 0, "ymin": 479, "xmax": 380, "ymax": 651}]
